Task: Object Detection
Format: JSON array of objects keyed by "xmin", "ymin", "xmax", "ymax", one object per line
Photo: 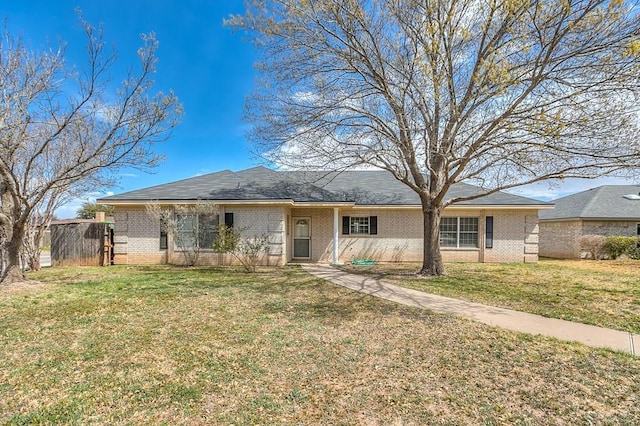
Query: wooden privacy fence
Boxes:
[{"xmin": 51, "ymin": 221, "xmax": 113, "ymax": 267}]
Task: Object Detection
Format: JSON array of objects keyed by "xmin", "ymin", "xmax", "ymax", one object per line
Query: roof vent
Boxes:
[{"xmin": 623, "ymin": 194, "xmax": 640, "ymax": 200}]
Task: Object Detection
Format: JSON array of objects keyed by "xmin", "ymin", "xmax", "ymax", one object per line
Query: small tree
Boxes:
[
  {"xmin": 76, "ymin": 202, "xmax": 115, "ymax": 220},
  {"xmin": 146, "ymin": 203, "xmax": 219, "ymax": 266},
  {"xmin": 213, "ymin": 225, "xmax": 270, "ymax": 273}
]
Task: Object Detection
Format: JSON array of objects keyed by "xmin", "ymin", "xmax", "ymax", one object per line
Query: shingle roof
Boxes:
[
  {"xmin": 99, "ymin": 166, "xmax": 548, "ymax": 207},
  {"xmin": 539, "ymin": 185, "xmax": 640, "ymax": 220}
]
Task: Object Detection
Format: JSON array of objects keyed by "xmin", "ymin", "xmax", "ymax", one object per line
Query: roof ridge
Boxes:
[{"xmin": 571, "ymin": 186, "xmax": 601, "ymax": 217}]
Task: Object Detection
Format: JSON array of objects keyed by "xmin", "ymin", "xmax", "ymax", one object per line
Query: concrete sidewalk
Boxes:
[{"xmin": 302, "ymin": 264, "xmax": 638, "ymax": 355}]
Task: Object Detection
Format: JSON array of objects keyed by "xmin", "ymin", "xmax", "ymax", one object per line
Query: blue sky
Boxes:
[
  {"xmin": 3, "ymin": 0, "xmax": 257, "ymax": 217},
  {"xmin": 3, "ymin": 1, "xmax": 637, "ymax": 217}
]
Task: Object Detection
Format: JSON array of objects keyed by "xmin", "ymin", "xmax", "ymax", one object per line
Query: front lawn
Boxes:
[
  {"xmin": 339, "ymin": 259, "xmax": 640, "ymax": 333},
  {"xmin": 0, "ymin": 265, "xmax": 638, "ymax": 424}
]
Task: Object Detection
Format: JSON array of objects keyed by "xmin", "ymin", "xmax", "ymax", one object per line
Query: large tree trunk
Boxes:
[
  {"xmin": 1, "ymin": 235, "xmax": 25, "ymax": 284},
  {"xmin": 419, "ymin": 203, "xmax": 445, "ymax": 276}
]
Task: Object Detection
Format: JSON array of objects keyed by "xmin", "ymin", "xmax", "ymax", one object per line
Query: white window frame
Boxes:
[
  {"xmin": 174, "ymin": 213, "xmax": 219, "ymax": 249},
  {"xmin": 439, "ymin": 217, "xmax": 479, "ymax": 248},
  {"xmin": 350, "ymin": 216, "xmax": 370, "ymax": 235}
]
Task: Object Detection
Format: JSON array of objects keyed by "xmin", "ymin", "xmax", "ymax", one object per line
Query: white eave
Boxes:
[
  {"xmin": 348, "ymin": 204, "xmax": 553, "ymax": 210},
  {"xmin": 98, "ymin": 199, "xmax": 551, "ymax": 210},
  {"xmin": 97, "ymin": 199, "xmax": 297, "ymax": 206},
  {"xmin": 97, "ymin": 198, "xmax": 356, "ymax": 208}
]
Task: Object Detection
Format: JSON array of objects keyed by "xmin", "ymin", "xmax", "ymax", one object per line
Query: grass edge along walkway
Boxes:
[{"xmin": 302, "ymin": 264, "xmax": 638, "ymax": 355}]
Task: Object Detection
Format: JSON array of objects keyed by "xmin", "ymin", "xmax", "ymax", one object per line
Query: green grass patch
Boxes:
[
  {"xmin": 340, "ymin": 259, "xmax": 640, "ymax": 333},
  {"xmin": 0, "ymin": 264, "xmax": 638, "ymax": 424}
]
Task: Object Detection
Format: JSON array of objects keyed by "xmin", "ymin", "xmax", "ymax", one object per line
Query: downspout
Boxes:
[{"xmin": 333, "ymin": 207, "xmax": 340, "ymax": 264}]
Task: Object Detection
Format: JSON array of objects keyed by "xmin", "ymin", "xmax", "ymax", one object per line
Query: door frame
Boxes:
[{"xmin": 292, "ymin": 216, "xmax": 311, "ymax": 259}]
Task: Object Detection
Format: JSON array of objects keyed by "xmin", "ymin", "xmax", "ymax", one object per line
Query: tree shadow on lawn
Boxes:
[{"xmin": 251, "ymin": 274, "xmax": 441, "ymax": 326}]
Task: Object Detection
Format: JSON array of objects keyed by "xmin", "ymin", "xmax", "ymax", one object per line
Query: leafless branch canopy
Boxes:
[
  {"xmin": 0, "ymin": 16, "xmax": 182, "ymax": 283},
  {"xmin": 229, "ymin": 0, "xmax": 640, "ymax": 206}
]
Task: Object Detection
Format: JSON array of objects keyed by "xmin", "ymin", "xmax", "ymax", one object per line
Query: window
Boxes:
[
  {"xmin": 485, "ymin": 216, "xmax": 493, "ymax": 249},
  {"xmin": 439, "ymin": 217, "xmax": 478, "ymax": 248},
  {"xmin": 160, "ymin": 231, "xmax": 168, "ymax": 250},
  {"xmin": 350, "ymin": 217, "xmax": 369, "ymax": 235},
  {"xmin": 224, "ymin": 212, "xmax": 234, "ymax": 228},
  {"xmin": 174, "ymin": 213, "xmax": 219, "ymax": 249},
  {"xmin": 342, "ymin": 216, "xmax": 378, "ymax": 235},
  {"xmin": 160, "ymin": 216, "xmax": 168, "ymax": 250},
  {"xmin": 637, "ymin": 223, "xmax": 640, "ymax": 237}
]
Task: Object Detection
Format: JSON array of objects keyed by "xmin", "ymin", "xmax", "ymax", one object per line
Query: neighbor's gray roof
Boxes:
[
  {"xmin": 100, "ymin": 166, "xmax": 548, "ymax": 207},
  {"xmin": 540, "ymin": 185, "xmax": 640, "ymax": 220}
]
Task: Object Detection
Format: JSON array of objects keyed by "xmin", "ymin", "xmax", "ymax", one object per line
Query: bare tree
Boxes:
[
  {"xmin": 21, "ymin": 186, "xmax": 73, "ymax": 272},
  {"xmin": 227, "ymin": 0, "xmax": 640, "ymax": 275},
  {"xmin": 0, "ymin": 18, "xmax": 181, "ymax": 284}
]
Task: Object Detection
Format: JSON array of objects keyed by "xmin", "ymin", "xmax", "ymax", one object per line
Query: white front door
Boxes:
[{"xmin": 293, "ymin": 217, "xmax": 311, "ymax": 259}]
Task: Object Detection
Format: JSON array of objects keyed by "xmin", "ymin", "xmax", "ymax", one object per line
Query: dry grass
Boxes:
[
  {"xmin": 340, "ymin": 259, "xmax": 640, "ymax": 334},
  {"xmin": 0, "ymin": 265, "xmax": 638, "ymax": 424}
]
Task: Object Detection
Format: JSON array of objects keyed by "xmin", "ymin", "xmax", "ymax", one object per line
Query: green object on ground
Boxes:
[{"xmin": 352, "ymin": 259, "xmax": 376, "ymax": 266}]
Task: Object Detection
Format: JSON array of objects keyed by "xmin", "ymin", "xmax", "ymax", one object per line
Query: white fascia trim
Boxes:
[
  {"xmin": 98, "ymin": 199, "xmax": 551, "ymax": 210},
  {"xmin": 97, "ymin": 199, "xmax": 296, "ymax": 206},
  {"xmin": 291, "ymin": 202, "xmax": 355, "ymax": 207},
  {"xmin": 347, "ymin": 204, "xmax": 553, "ymax": 210}
]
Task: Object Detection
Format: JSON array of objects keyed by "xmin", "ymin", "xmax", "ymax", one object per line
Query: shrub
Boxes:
[
  {"xmin": 579, "ymin": 234, "xmax": 606, "ymax": 260},
  {"xmin": 627, "ymin": 246, "xmax": 640, "ymax": 260},
  {"xmin": 213, "ymin": 225, "xmax": 270, "ymax": 273},
  {"xmin": 603, "ymin": 236, "xmax": 637, "ymax": 260}
]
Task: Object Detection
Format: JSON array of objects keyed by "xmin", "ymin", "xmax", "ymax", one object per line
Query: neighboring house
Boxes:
[
  {"xmin": 97, "ymin": 166, "xmax": 550, "ymax": 266},
  {"xmin": 539, "ymin": 185, "xmax": 640, "ymax": 259}
]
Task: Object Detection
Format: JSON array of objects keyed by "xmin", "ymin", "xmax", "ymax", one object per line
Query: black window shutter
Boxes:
[
  {"xmin": 369, "ymin": 216, "xmax": 378, "ymax": 235},
  {"xmin": 160, "ymin": 232, "xmax": 168, "ymax": 250},
  {"xmin": 224, "ymin": 212, "xmax": 234, "ymax": 228},
  {"xmin": 485, "ymin": 216, "xmax": 493, "ymax": 249},
  {"xmin": 342, "ymin": 216, "xmax": 350, "ymax": 235}
]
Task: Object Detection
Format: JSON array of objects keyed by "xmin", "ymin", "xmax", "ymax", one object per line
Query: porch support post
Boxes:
[{"xmin": 332, "ymin": 207, "xmax": 340, "ymax": 264}]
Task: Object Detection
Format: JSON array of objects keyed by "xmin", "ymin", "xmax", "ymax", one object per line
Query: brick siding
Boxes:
[
  {"xmin": 540, "ymin": 219, "xmax": 639, "ymax": 259},
  {"xmin": 113, "ymin": 205, "xmax": 539, "ymax": 265},
  {"xmin": 113, "ymin": 205, "xmax": 286, "ymax": 266},
  {"xmin": 291, "ymin": 207, "xmax": 537, "ymax": 263}
]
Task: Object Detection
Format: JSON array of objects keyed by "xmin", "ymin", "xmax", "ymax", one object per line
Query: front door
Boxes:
[{"xmin": 293, "ymin": 217, "xmax": 311, "ymax": 259}]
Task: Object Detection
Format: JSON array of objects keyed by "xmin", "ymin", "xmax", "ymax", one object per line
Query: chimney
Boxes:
[{"xmin": 95, "ymin": 211, "xmax": 106, "ymax": 222}]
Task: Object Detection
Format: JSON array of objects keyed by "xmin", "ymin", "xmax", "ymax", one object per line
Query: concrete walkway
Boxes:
[{"xmin": 302, "ymin": 264, "xmax": 638, "ymax": 356}]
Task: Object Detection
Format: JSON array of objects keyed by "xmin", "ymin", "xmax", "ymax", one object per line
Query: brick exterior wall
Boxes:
[
  {"xmin": 539, "ymin": 219, "xmax": 639, "ymax": 259},
  {"xmin": 113, "ymin": 207, "xmax": 166, "ymax": 264},
  {"xmin": 290, "ymin": 207, "xmax": 538, "ymax": 263},
  {"xmin": 538, "ymin": 220, "xmax": 582, "ymax": 259},
  {"xmin": 483, "ymin": 210, "xmax": 539, "ymax": 263},
  {"xmin": 113, "ymin": 205, "xmax": 539, "ymax": 265},
  {"xmin": 113, "ymin": 205, "xmax": 286, "ymax": 266}
]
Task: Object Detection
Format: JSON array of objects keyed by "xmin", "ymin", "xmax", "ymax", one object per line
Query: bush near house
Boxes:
[
  {"xmin": 578, "ymin": 234, "xmax": 606, "ymax": 260},
  {"xmin": 213, "ymin": 225, "xmax": 270, "ymax": 273},
  {"xmin": 603, "ymin": 236, "xmax": 639, "ymax": 260}
]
